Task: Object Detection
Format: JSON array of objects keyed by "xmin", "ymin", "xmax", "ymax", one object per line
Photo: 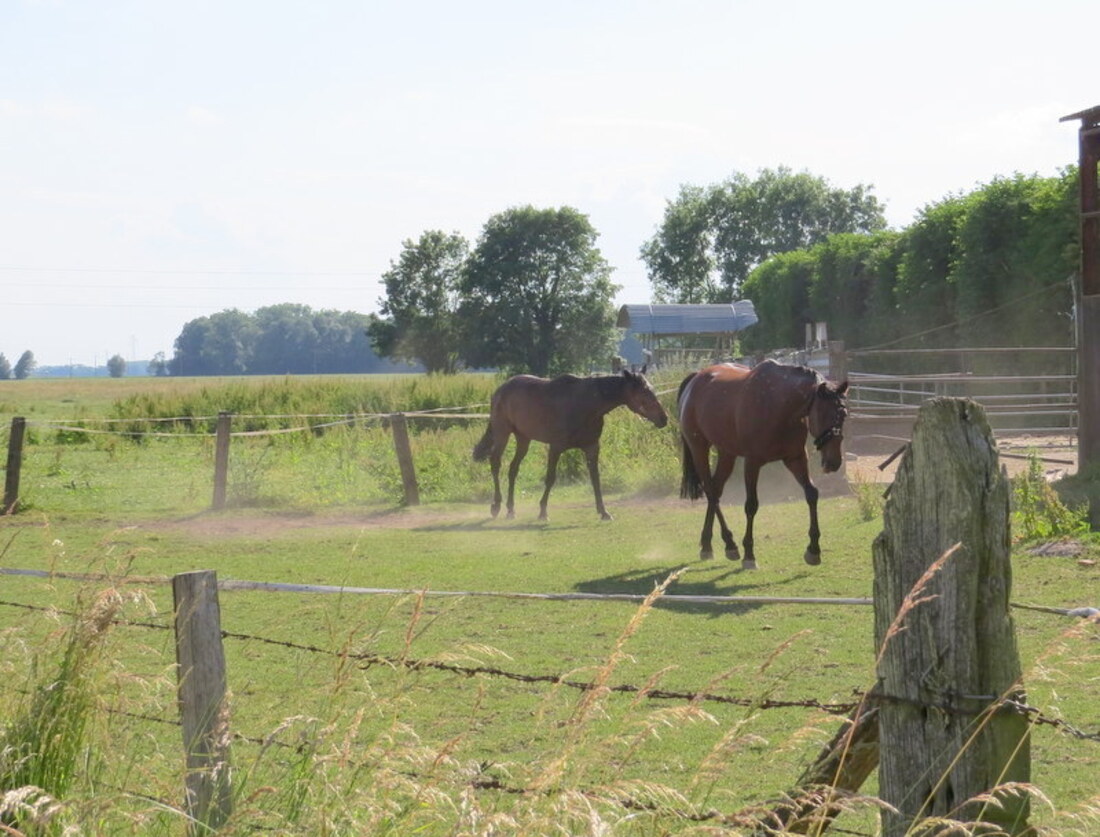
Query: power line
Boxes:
[
  {"xmin": 1, "ymin": 283, "xmax": 373, "ymax": 292},
  {"xmin": 0, "ymin": 266, "xmax": 380, "ymax": 277}
]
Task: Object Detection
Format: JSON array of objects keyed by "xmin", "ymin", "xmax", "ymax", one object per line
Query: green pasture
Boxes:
[{"xmin": 1, "ymin": 375, "xmax": 1098, "ymax": 835}]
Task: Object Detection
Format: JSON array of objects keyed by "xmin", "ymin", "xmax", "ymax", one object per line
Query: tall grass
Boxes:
[
  {"xmin": 2, "ymin": 568, "xmax": 1098, "ymax": 836},
  {"xmin": 0, "ymin": 587, "xmax": 123, "ymax": 832}
]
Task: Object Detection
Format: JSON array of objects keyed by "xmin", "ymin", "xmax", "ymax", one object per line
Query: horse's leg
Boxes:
[
  {"xmin": 688, "ymin": 443, "xmax": 738, "ymax": 560},
  {"xmin": 538, "ymin": 445, "xmax": 562, "ymax": 521},
  {"xmin": 783, "ymin": 453, "xmax": 822, "ymax": 566},
  {"xmin": 709, "ymin": 451, "xmax": 740, "ymax": 561},
  {"xmin": 741, "ymin": 459, "xmax": 763, "ymax": 570},
  {"xmin": 488, "ymin": 446, "xmax": 503, "ymax": 518},
  {"xmin": 505, "ymin": 436, "xmax": 530, "ymax": 520},
  {"xmin": 582, "ymin": 442, "xmax": 612, "ymax": 521}
]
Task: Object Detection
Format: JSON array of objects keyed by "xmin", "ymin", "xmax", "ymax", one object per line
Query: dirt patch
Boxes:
[
  {"xmin": 131, "ymin": 435, "xmax": 1079, "ymax": 540},
  {"xmin": 138, "ymin": 505, "xmax": 492, "ymax": 539},
  {"xmin": 846, "ymin": 434, "xmax": 1077, "ymax": 485}
]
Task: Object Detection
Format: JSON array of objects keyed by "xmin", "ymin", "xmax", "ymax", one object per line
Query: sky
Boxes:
[{"xmin": 1, "ymin": 0, "xmax": 1096, "ymax": 368}]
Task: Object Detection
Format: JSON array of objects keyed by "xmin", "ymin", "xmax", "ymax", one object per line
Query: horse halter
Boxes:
[
  {"xmin": 813, "ymin": 424, "xmax": 844, "ymax": 450},
  {"xmin": 809, "ymin": 388, "xmax": 848, "ymax": 450}
]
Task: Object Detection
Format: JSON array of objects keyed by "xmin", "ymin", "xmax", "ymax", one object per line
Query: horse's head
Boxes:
[
  {"xmin": 807, "ymin": 379, "xmax": 849, "ymax": 472},
  {"xmin": 622, "ymin": 369, "xmax": 669, "ymax": 428}
]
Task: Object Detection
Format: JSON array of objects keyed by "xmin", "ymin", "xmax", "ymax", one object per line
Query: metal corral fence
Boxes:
[{"xmin": 821, "ymin": 343, "xmax": 1078, "ymax": 451}]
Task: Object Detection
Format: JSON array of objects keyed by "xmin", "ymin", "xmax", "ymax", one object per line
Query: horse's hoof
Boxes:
[
  {"xmin": 699, "ymin": 548, "xmax": 714, "ymax": 560},
  {"xmin": 741, "ymin": 558, "xmax": 758, "ymax": 570},
  {"xmin": 725, "ymin": 547, "xmax": 741, "ymax": 561},
  {"xmin": 600, "ymin": 512, "xmax": 613, "ymax": 522},
  {"xmin": 804, "ymin": 549, "xmax": 821, "ymax": 566},
  {"xmin": 490, "ymin": 505, "xmax": 500, "ymax": 518},
  {"xmin": 506, "ymin": 510, "xmax": 516, "ymax": 520},
  {"xmin": 538, "ymin": 512, "xmax": 548, "ymax": 521}
]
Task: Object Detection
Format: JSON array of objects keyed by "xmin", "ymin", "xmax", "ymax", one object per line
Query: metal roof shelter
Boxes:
[{"xmin": 616, "ymin": 302, "xmax": 758, "ymax": 367}]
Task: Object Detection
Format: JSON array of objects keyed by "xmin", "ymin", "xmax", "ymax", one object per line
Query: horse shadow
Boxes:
[{"xmin": 574, "ymin": 564, "xmax": 815, "ymax": 618}]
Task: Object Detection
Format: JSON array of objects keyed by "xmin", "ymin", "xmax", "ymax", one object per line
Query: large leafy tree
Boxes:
[
  {"xmin": 13, "ymin": 350, "xmax": 36, "ymax": 380},
  {"xmin": 251, "ymin": 303, "xmax": 323, "ymax": 374},
  {"xmin": 458, "ymin": 206, "xmax": 619, "ymax": 376},
  {"xmin": 368, "ymin": 231, "xmax": 468, "ymax": 374},
  {"xmin": 168, "ymin": 310, "xmax": 256, "ymax": 376},
  {"xmin": 642, "ymin": 167, "xmax": 886, "ymax": 302}
]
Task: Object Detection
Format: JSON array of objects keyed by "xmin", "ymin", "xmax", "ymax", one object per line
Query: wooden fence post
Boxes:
[
  {"xmin": 212, "ymin": 412, "xmax": 232, "ymax": 511},
  {"xmin": 173, "ymin": 570, "xmax": 233, "ymax": 832},
  {"xmin": 389, "ymin": 412, "xmax": 420, "ymax": 506},
  {"xmin": 3, "ymin": 416, "xmax": 26, "ymax": 515},
  {"xmin": 827, "ymin": 340, "xmax": 847, "ymax": 382},
  {"xmin": 872, "ymin": 398, "xmax": 1030, "ymax": 836}
]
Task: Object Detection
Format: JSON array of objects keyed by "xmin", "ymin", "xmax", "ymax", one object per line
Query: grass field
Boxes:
[{"xmin": 1, "ymin": 374, "xmax": 1098, "ymax": 835}]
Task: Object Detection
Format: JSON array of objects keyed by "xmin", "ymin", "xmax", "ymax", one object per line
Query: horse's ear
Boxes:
[
  {"xmin": 837, "ymin": 380, "xmax": 849, "ymax": 396},
  {"xmin": 640, "ymin": 364, "xmax": 647, "ymax": 376}
]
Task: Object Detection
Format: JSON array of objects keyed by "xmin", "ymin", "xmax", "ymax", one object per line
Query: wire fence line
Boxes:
[
  {"xmin": 17, "ymin": 405, "xmax": 495, "ymax": 440},
  {"xmin": 1, "ymin": 591, "xmax": 1097, "ymax": 743}
]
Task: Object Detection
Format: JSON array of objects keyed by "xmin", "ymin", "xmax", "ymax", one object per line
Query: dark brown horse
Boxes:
[
  {"xmin": 678, "ymin": 360, "xmax": 849, "ymax": 568},
  {"xmin": 473, "ymin": 368, "xmax": 669, "ymax": 521}
]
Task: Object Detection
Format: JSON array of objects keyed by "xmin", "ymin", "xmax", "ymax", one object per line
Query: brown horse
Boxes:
[
  {"xmin": 473, "ymin": 368, "xmax": 669, "ymax": 521},
  {"xmin": 678, "ymin": 360, "xmax": 849, "ymax": 568}
]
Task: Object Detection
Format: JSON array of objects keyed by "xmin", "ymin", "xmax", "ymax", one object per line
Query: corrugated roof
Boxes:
[{"xmin": 616, "ymin": 301, "xmax": 758, "ymax": 335}]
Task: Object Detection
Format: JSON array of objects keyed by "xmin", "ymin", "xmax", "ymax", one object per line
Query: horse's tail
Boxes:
[
  {"xmin": 680, "ymin": 436, "xmax": 704, "ymax": 500},
  {"xmin": 677, "ymin": 373, "xmax": 705, "ymax": 500},
  {"xmin": 676, "ymin": 372, "xmax": 696, "ymax": 406},
  {"xmin": 472, "ymin": 424, "xmax": 494, "ymax": 461}
]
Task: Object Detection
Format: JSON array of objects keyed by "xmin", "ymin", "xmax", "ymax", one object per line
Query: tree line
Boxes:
[
  {"xmin": 0, "ymin": 351, "xmax": 37, "ymax": 380},
  {"xmin": 161, "ymin": 167, "xmax": 1079, "ymax": 378},
  {"xmin": 166, "ymin": 305, "xmax": 407, "ymax": 377},
  {"xmin": 736, "ymin": 170, "xmax": 1078, "ymax": 365}
]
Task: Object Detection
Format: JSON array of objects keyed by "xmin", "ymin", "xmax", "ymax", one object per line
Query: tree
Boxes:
[
  {"xmin": 13, "ymin": 350, "xmax": 36, "ymax": 380},
  {"xmin": 148, "ymin": 351, "xmax": 169, "ymax": 377},
  {"xmin": 458, "ymin": 206, "xmax": 619, "ymax": 376},
  {"xmin": 168, "ymin": 310, "xmax": 256, "ymax": 376},
  {"xmin": 106, "ymin": 354, "xmax": 127, "ymax": 377},
  {"xmin": 368, "ymin": 231, "xmax": 468, "ymax": 374},
  {"xmin": 0, "ymin": 354, "xmax": 10, "ymax": 380},
  {"xmin": 642, "ymin": 167, "xmax": 886, "ymax": 302},
  {"xmin": 250, "ymin": 303, "xmax": 321, "ymax": 374}
]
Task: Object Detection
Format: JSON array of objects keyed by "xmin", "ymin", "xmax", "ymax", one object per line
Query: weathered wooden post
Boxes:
[
  {"xmin": 211, "ymin": 412, "xmax": 232, "ymax": 511},
  {"xmin": 389, "ymin": 412, "xmax": 420, "ymax": 506},
  {"xmin": 1060, "ymin": 105, "xmax": 1100, "ymax": 527},
  {"xmin": 3, "ymin": 416, "xmax": 26, "ymax": 515},
  {"xmin": 872, "ymin": 398, "xmax": 1030, "ymax": 836},
  {"xmin": 827, "ymin": 340, "xmax": 847, "ymax": 383},
  {"xmin": 173, "ymin": 570, "xmax": 233, "ymax": 832}
]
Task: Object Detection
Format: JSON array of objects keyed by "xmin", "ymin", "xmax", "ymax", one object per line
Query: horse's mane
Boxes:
[
  {"xmin": 754, "ymin": 359, "xmax": 820, "ymax": 386},
  {"xmin": 594, "ymin": 371, "xmax": 642, "ymax": 400}
]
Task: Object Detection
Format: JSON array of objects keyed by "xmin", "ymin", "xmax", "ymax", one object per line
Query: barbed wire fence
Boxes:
[
  {"xmin": 1, "ymin": 578, "xmax": 1097, "ymax": 834},
  {"xmin": 1, "ymin": 579, "xmax": 1096, "ymax": 739}
]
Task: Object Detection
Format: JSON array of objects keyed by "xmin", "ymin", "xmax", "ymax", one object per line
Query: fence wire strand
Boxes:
[{"xmin": 0, "ymin": 595, "xmax": 1096, "ymax": 742}]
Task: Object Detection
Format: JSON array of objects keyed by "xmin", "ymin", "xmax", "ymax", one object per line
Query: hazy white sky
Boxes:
[{"xmin": 1, "ymin": 0, "xmax": 1095, "ymax": 366}]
